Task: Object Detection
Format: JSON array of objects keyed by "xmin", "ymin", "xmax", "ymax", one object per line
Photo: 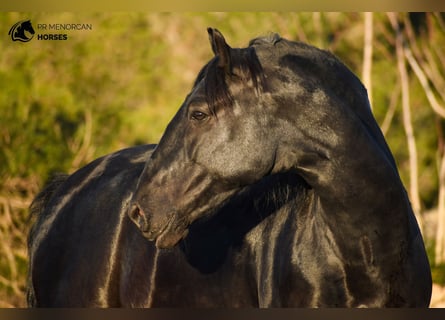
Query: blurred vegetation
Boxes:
[{"xmin": 1, "ymin": 12, "xmax": 444, "ymax": 306}]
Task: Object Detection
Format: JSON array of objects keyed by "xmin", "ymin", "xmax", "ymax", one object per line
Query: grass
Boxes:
[
  {"xmin": 426, "ymin": 238, "xmax": 445, "ymax": 286},
  {"xmin": 0, "ymin": 177, "xmax": 37, "ymax": 307}
]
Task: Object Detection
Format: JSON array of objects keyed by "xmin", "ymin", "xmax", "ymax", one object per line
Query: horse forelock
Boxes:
[
  {"xmin": 204, "ymin": 58, "xmax": 233, "ymax": 116},
  {"xmin": 192, "ymin": 43, "xmax": 267, "ymax": 116}
]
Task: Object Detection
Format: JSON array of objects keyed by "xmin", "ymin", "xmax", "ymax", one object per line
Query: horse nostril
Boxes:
[
  {"xmin": 128, "ymin": 203, "xmax": 148, "ymax": 231},
  {"xmin": 129, "ymin": 203, "xmax": 141, "ymax": 219}
]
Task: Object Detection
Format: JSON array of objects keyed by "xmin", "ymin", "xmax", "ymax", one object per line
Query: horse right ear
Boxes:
[{"xmin": 207, "ymin": 28, "xmax": 232, "ymax": 74}]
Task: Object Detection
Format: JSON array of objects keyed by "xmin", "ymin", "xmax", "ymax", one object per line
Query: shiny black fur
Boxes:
[{"xmin": 28, "ymin": 29, "xmax": 432, "ymax": 307}]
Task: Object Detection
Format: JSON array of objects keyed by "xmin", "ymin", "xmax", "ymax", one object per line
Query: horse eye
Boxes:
[{"xmin": 190, "ymin": 110, "xmax": 208, "ymax": 121}]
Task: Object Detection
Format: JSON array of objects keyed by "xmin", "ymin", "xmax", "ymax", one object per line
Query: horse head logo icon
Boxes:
[{"xmin": 9, "ymin": 20, "xmax": 35, "ymax": 42}]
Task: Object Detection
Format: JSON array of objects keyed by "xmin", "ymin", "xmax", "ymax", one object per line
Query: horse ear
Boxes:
[{"xmin": 207, "ymin": 28, "xmax": 232, "ymax": 74}]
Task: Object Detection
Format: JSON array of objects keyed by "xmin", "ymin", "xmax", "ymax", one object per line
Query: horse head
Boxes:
[
  {"xmin": 21, "ymin": 20, "xmax": 35, "ymax": 35},
  {"xmin": 9, "ymin": 20, "xmax": 35, "ymax": 42},
  {"xmin": 129, "ymin": 28, "xmax": 402, "ymax": 249}
]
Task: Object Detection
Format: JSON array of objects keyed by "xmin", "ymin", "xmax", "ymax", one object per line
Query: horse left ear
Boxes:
[{"xmin": 207, "ymin": 28, "xmax": 232, "ymax": 74}]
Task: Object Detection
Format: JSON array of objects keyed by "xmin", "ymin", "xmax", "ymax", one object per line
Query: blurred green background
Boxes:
[{"xmin": 1, "ymin": 12, "xmax": 444, "ymax": 307}]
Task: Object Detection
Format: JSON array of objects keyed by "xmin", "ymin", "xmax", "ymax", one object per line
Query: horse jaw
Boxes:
[
  {"xmin": 153, "ymin": 187, "xmax": 239, "ymax": 248},
  {"xmin": 155, "ymin": 219, "xmax": 189, "ymax": 249}
]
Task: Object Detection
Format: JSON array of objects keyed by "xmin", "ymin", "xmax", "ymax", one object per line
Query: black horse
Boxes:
[{"xmin": 28, "ymin": 28, "xmax": 432, "ymax": 307}]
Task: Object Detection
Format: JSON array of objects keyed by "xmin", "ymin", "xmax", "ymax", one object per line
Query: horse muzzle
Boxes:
[{"xmin": 128, "ymin": 202, "xmax": 189, "ymax": 248}]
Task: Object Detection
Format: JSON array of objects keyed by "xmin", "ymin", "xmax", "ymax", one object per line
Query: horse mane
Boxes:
[
  {"xmin": 28, "ymin": 173, "xmax": 69, "ymax": 248},
  {"xmin": 270, "ymin": 38, "xmax": 399, "ymax": 169},
  {"xmin": 248, "ymin": 32, "xmax": 282, "ymax": 46},
  {"xmin": 27, "ymin": 173, "xmax": 68, "ymax": 306},
  {"xmin": 192, "ymin": 38, "xmax": 268, "ymax": 116},
  {"xmin": 29, "ymin": 174, "xmax": 67, "ymax": 218},
  {"xmin": 193, "ymin": 31, "xmax": 364, "ymax": 119}
]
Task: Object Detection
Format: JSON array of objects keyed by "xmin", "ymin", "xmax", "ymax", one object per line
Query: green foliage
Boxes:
[
  {"xmin": 432, "ymin": 265, "xmax": 445, "ymax": 286},
  {"xmin": 1, "ymin": 13, "xmax": 175, "ymax": 182},
  {"xmin": 426, "ymin": 239, "xmax": 445, "ymax": 285}
]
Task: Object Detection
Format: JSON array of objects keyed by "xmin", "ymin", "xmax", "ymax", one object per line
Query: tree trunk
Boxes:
[
  {"xmin": 401, "ymin": 13, "xmax": 445, "ymax": 265},
  {"xmin": 362, "ymin": 12, "xmax": 373, "ymax": 109},
  {"xmin": 436, "ymin": 155, "xmax": 445, "ymax": 264},
  {"xmin": 388, "ymin": 13, "xmax": 424, "ymax": 232}
]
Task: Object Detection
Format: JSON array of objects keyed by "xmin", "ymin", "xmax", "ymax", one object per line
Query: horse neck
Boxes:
[{"xmin": 272, "ymin": 92, "xmax": 410, "ymax": 223}]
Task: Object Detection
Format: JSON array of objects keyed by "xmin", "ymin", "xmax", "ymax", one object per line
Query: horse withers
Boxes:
[{"xmin": 28, "ymin": 28, "xmax": 432, "ymax": 307}]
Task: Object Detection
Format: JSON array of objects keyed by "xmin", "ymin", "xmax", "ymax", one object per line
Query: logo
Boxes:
[
  {"xmin": 8, "ymin": 19, "xmax": 93, "ymax": 43},
  {"xmin": 8, "ymin": 20, "xmax": 35, "ymax": 42}
]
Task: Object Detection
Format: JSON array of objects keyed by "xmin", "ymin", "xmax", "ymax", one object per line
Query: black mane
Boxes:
[{"xmin": 193, "ymin": 39, "xmax": 269, "ymax": 116}]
